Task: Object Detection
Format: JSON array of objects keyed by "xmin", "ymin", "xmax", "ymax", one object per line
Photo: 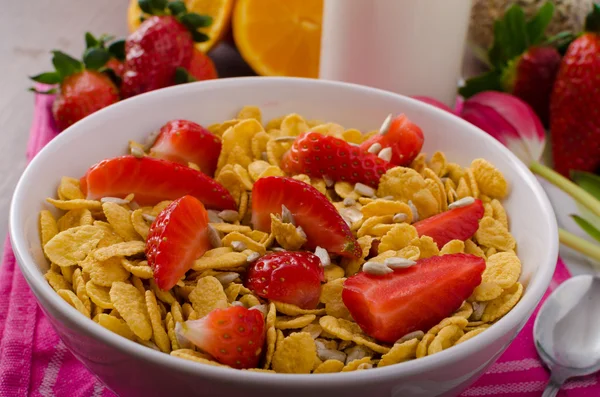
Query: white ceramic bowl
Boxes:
[{"xmin": 10, "ymin": 77, "xmax": 558, "ymax": 397}]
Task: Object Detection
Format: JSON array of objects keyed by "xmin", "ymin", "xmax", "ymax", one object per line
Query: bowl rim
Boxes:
[{"xmin": 9, "ymin": 76, "xmax": 558, "ymax": 387}]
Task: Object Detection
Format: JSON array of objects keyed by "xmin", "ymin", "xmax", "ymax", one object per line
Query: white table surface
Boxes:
[{"xmin": 0, "ymin": 1, "xmax": 596, "ymax": 277}]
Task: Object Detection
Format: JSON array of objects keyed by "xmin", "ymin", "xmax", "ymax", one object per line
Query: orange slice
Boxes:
[
  {"xmin": 232, "ymin": 0, "xmax": 323, "ymax": 78},
  {"xmin": 127, "ymin": 0, "xmax": 234, "ymax": 53}
]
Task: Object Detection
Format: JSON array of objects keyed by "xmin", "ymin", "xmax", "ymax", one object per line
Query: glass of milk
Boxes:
[{"xmin": 319, "ymin": 0, "xmax": 472, "ymax": 107}]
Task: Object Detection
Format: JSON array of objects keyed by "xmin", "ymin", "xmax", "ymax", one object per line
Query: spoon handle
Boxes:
[{"xmin": 542, "ymin": 378, "xmax": 564, "ymax": 397}]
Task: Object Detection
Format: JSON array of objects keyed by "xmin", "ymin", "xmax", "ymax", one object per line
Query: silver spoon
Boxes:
[{"xmin": 533, "ymin": 275, "xmax": 600, "ymax": 397}]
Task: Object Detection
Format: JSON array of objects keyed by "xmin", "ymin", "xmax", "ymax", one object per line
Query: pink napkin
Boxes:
[{"xmin": 1, "ymin": 90, "xmax": 599, "ymax": 397}]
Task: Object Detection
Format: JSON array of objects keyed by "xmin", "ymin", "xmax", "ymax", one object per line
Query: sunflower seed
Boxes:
[
  {"xmin": 281, "ymin": 204, "xmax": 295, "ymax": 225},
  {"xmin": 384, "ymin": 257, "xmax": 416, "ymax": 269},
  {"xmin": 101, "ymin": 196, "xmax": 131, "ymax": 205},
  {"xmin": 231, "ymin": 241, "xmax": 247, "ymax": 252},
  {"xmin": 174, "ymin": 322, "xmax": 193, "ymax": 349},
  {"xmin": 130, "ymin": 146, "xmax": 145, "ymax": 158},
  {"xmin": 367, "ymin": 142, "xmax": 382, "ymax": 154},
  {"xmin": 362, "ymin": 261, "xmax": 393, "ymax": 275},
  {"xmin": 339, "ymin": 207, "xmax": 363, "ymax": 224},
  {"xmin": 301, "ymin": 323, "xmax": 323, "ymax": 339},
  {"xmin": 207, "ymin": 224, "xmax": 222, "ymax": 248},
  {"xmin": 393, "ymin": 213, "xmax": 407, "ymax": 223},
  {"xmin": 343, "ymin": 197, "xmax": 356, "ymax": 206},
  {"xmin": 296, "ymin": 226, "xmax": 307, "ymax": 240},
  {"xmin": 379, "ymin": 113, "xmax": 393, "ymax": 135},
  {"xmin": 272, "ymin": 247, "xmax": 286, "ymax": 252},
  {"xmin": 314, "ymin": 246, "xmax": 331, "ymax": 267},
  {"xmin": 317, "ymin": 347, "xmax": 347, "ymax": 363},
  {"xmin": 357, "ymin": 363, "xmax": 373, "ymax": 370},
  {"xmin": 380, "ymin": 195, "xmax": 394, "ymax": 200},
  {"xmin": 214, "ymin": 272, "xmax": 240, "ymax": 285},
  {"xmin": 378, "ymin": 147, "xmax": 392, "ymax": 162},
  {"xmin": 231, "ymin": 301, "xmax": 245, "ymax": 307},
  {"xmin": 274, "ymin": 136, "xmax": 297, "ymax": 142},
  {"xmin": 345, "ymin": 345, "xmax": 371, "ymax": 364},
  {"xmin": 471, "ymin": 301, "xmax": 486, "ymax": 321},
  {"xmin": 143, "ymin": 129, "xmax": 160, "ymax": 150},
  {"xmin": 354, "ymin": 183, "xmax": 375, "ymax": 197},
  {"xmin": 249, "ymin": 304, "xmax": 268, "ymax": 316},
  {"xmin": 408, "ymin": 200, "xmax": 419, "ymax": 222},
  {"xmin": 142, "ymin": 214, "xmax": 156, "ymax": 223},
  {"xmin": 323, "ymin": 175, "xmax": 334, "ymax": 187},
  {"xmin": 218, "ymin": 210, "xmax": 239, "ymax": 222},
  {"xmin": 207, "ymin": 210, "xmax": 223, "ymax": 223},
  {"xmin": 246, "ymin": 250, "xmax": 260, "ymax": 262},
  {"xmin": 261, "ymin": 152, "xmax": 269, "ymax": 162},
  {"xmin": 129, "ymin": 201, "xmax": 141, "ymax": 210},
  {"xmin": 395, "ymin": 330, "xmax": 425, "ymax": 344},
  {"xmin": 448, "ymin": 196, "xmax": 475, "ymax": 210}
]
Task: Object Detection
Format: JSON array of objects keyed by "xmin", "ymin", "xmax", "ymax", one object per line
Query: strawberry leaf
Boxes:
[
  {"xmin": 85, "ymin": 32, "xmax": 98, "ymax": 48},
  {"xmin": 138, "ymin": 0, "xmax": 153, "ymax": 14},
  {"xmin": 108, "ymin": 39, "xmax": 126, "ymax": 61},
  {"xmin": 526, "ymin": 2, "xmax": 554, "ymax": 45},
  {"xmin": 571, "ymin": 215, "xmax": 600, "ymax": 243},
  {"xmin": 191, "ymin": 30, "xmax": 210, "ymax": 43},
  {"xmin": 174, "ymin": 67, "xmax": 197, "ymax": 84},
  {"xmin": 503, "ymin": 5, "xmax": 529, "ymax": 59},
  {"xmin": 28, "ymin": 87, "xmax": 57, "ymax": 95},
  {"xmin": 51, "ymin": 51, "xmax": 84, "ymax": 79},
  {"xmin": 181, "ymin": 13, "xmax": 213, "ymax": 29},
  {"xmin": 459, "ymin": 70, "xmax": 503, "ymax": 98},
  {"xmin": 585, "ymin": 4, "xmax": 600, "ymax": 33},
  {"xmin": 30, "ymin": 71, "xmax": 61, "ymax": 84},
  {"xmin": 167, "ymin": 0, "xmax": 187, "ymax": 16},
  {"xmin": 572, "ymin": 171, "xmax": 600, "ymax": 200},
  {"xmin": 83, "ymin": 48, "xmax": 110, "ymax": 70}
]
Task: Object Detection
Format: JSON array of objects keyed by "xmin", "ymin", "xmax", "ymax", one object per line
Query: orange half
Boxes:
[{"xmin": 233, "ymin": 0, "xmax": 323, "ymax": 78}]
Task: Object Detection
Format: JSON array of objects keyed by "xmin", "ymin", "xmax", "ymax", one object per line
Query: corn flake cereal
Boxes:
[
  {"xmin": 44, "ymin": 225, "xmax": 104, "ymax": 267},
  {"xmin": 58, "ymin": 289, "xmax": 90, "ymax": 318},
  {"xmin": 146, "ymin": 290, "xmax": 171, "ymax": 353},
  {"xmin": 270, "ymin": 214, "xmax": 307, "ymax": 251},
  {"xmin": 483, "ymin": 252, "xmax": 521, "ymax": 289},
  {"xmin": 471, "ymin": 158, "xmax": 508, "ymax": 199},
  {"xmin": 320, "ymin": 278, "xmax": 352, "ymax": 320},
  {"xmin": 378, "ymin": 338, "xmax": 419, "ymax": 367},
  {"xmin": 272, "ymin": 332, "xmax": 317, "ymax": 374},
  {"xmin": 475, "ymin": 217, "xmax": 516, "ymax": 251},
  {"xmin": 482, "ymin": 282, "xmax": 523, "ymax": 322},
  {"xmin": 378, "ymin": 223, "xmax": 418, "ymax": 252},
  {"xmin": 275, "ymin": 315, "xmax": 316, "ymax": 330},
  {"xmin": 110, "ymin": 281, "xmax": 152, "ymax": 340},
  {"xmin": 440, "ymin": 240, "xmax": 465, "ymax": 255},
  {"xmin": 313, "ymin": 359, "xmax": 345, "ymax": 374}
]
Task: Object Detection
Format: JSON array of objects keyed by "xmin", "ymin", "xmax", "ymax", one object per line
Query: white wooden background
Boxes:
[{"xmin": 0, "ymin": 1, "xmax": 594, "ymax": 276}]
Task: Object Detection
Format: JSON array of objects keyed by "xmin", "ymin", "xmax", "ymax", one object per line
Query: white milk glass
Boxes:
[{"xmin": 319, "ymin": 0, "xmax": 472, "ymax": 107}]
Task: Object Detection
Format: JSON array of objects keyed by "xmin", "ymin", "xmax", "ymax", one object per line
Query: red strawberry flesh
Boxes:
[
  {"xmin": 180, "ymin": 306, "xmax": 265, "ymax": 369},
  {"xmin": 413, "ymin": 199, "xmax": 485, "ymax": 248},
  {"xmin": 146, "ymin": 195, "xmax": 210, "ymax": 290},
  {"xmin": 359, "ymin": 114, "xmax": 424, "ymax": 167},
  {"xmin": 149, "ymin": 119, "xmax": 221, "ymax": 176},
  {"xmin": 79, "ymin": 155, "xmax": 236, "ymax": 209},
  {"xmin": 251, "ymin": 176, "xmax": 361, "ymax": 257},
  {"xmin": 343, "ymin": 253, "xmax": 485, "ymax": 343},
  {"xmin": 245, "ymin": 252, "xmax": 325, "ymax": 309},
  {"xmin": 281, "ymin": 132, "xmax": 393, "ymax": 188}
]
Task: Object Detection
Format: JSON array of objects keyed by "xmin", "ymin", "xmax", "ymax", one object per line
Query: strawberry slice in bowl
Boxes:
[
  {"xmin": 413, "ymin": 198, "xmax": 485, "ymax": 248},
  {"xmin": 280, "ymin": 131, "xmax": 393, "ymax": 188},
  {"xmin": 359, "ymin": 114, "xmax": 424, "ymax": 166},
  {"xmin": 343, "ymin": 253, "xmax": 485, "ymax": 343},
  {"xmin": 176, "ymin": 306, "xmax": 266, "ymax": 369},
  {"xmin": 146, "ymin": 195, "xmax": 211, "ymax": 291},
  {"xmin": 149, "ymin": 119, "xmax": 221, "ymax": 176},
  {"xmin": 80, "ymin": 155, "xmax": 236, "ymax": 209},
  {"xmin": 245, "ymin": 252, "xmax": 325, "ymax": 309},
  {"xmin": 252, "ymin": 176, "xmax": 361, "ymax": 257}
]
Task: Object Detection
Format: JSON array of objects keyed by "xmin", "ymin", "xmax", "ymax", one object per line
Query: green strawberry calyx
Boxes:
[
  {"xmin": 137, "ymin": 0, "xmax": 213, "ymax": 43},
  {"xmin": 459, "ymin": 2, "xmax": 572, "ymax": 99},
  {"xmin": 585, "ymin": 4, "xmax": 600, "ymax": 34}
]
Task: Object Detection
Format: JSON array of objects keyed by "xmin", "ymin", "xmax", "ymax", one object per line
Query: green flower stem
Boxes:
[
  {"xmin": 530, "ymin": 161, "xmax": 600, "ymax": 218},
  {"xmin": 559, "ymin": 228, "xmax": 600, "ymax": 265}
]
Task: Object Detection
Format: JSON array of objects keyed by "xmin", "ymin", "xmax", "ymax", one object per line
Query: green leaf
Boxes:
[
  {"xmin": 174, "ymin": 67, "xmax": 197, "ymax": 84},
  {"xmin": 150, "ymin": 0, "xmax": 168, "ymax": 12},
  {"xmin": 167, "ymin": 1, "xmax": 187, "ymax": 16},
  {"xmin": 28, "ymin": 87, "xmax": 57, "ymax": 95},
  {"xmin": 571, "ymin": 215, "xmax": 600, "ymax": 243},
  {"xmin": 526, "ymin": 2, "xmax": 554, "ymax": 45},
  {"xmin": 85, "ymin": 32, "xmax": 98, "ymax": 48},
  {"xmin": 108, "ymin": 39, "xmax": 126, "ymax": 61},
  {"xmin": 458, "ymin": 70, "xmax": 503, "ymax": 98},
  {"xmin": 138, "ymin": 0, "xmax": 153, "ymax": 14},
  {"xmin": 51, "ymin": 51, "xmax": 83, "ymax": 79},
  {"xmin": 181, "ymin": 13, "xmax": 213, "ymax": 29},
  {"xmin": 101, "ymin": 68, "xmax": 122, "ymax": 87},
  {"xmin": 83, "ymin": 48, "xmax": 110, "ymax": 70},
  {"xmin": 191, "ymin": 30, "xmax": 210, "ymax": 43},
  {"xmin": 572, "ymin": 171, "xmax": 600, "ymax": 200},
  {"xmin": 503, "ymin": 5, "xmax": 529, "ymax": 56},
  {"xmin": 29, "ymin": 71, "xmax": 61, "ymax": 84},
  {"xmin": 585, "ymin": 4, "xmax": 600, "ymax": 33}
]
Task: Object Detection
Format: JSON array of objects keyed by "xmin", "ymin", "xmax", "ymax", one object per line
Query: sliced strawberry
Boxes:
[
  {"xmin": 146, "ymin": 195, "xmax": 210, "ymax": 290},
  {"xmin": 149, "ymin": 120, "xmax": 221, "ymax": 176},
  {"xmin": 80, "ymin": 155, "xmax": 236, "ymax": 209},
  {"xmin": 281, "ymin": 132, "xmax": 393, "ymax": 188},
  {"xmin": 343, "ymin": 253, "xmax": 485, "ymax": 343},
  {"xmin": 359, "ymin": 114, "xmax": 424, "ymax": 166},
  {"xmin": 177, "ymin": 306, "xmax": 265, "ymax": 369},
  {"xmin": 245, "ymin": 252, "xmax": 325, "ymax": 309},
  {"xmin": 413, "ymin": 199, "xmax": 484, "ymax": 248},
  {"xmin": 252, "ymin": 177, "xmax": 361, "ymax": 258}
]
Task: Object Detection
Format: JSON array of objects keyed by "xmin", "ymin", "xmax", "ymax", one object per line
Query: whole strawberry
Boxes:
[
  {"xmin": 31, "ymin": 50, "xmax": 119, "ymax": 131},
  {"xmin": 460, "ymin": 3, "xmax": 565, "ymax": 126},
  {"xmin": 121, "ymin": 0, "xmax": 213, "ymax": 98},
  {"xmin": 550, "ymin": 4, "xmax": 600, "ymax": 177}
]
